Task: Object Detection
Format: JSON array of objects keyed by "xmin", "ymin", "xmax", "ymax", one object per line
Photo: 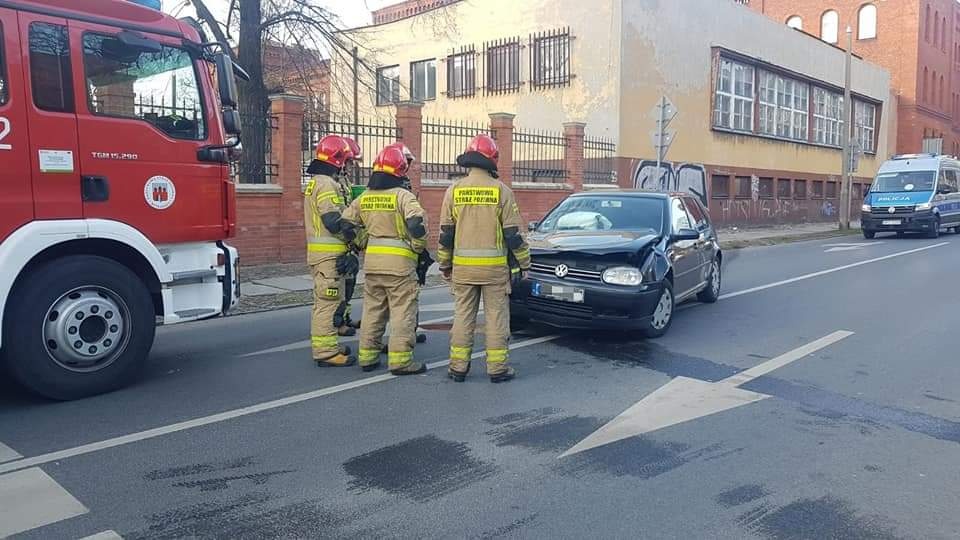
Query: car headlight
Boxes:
[
  {"xmin": 861, "ymin": 204, "xmax": 872, "ymax": 212},
  {"xmin": 602, "ymin": 266, "xmax": 642, "ymax": 286},
  {"xmin": 915, "ymin": 202, "xmax": 933, "ymax": 211}
]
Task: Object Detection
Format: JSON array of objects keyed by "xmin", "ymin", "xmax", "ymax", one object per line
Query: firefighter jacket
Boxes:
[
  {"xmin": 304, "ymin": 173, "xmax": 350, "ymax": 265},
  {"xmin": 342, "ymin": 173, "xmax": 428, "ymax": 277},
  {"xmin": 437, "ymin": 168, "xmax": 531, "ymax": 285}
]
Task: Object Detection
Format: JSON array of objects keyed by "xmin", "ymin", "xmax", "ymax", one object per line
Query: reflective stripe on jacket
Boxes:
[
  {"xmin": 304, "ymin": 174, "xmax": 348, "ymax": 265},
  {"xmin": 342, "ymin": 187, "xmax": 427, "ymax": 277}
]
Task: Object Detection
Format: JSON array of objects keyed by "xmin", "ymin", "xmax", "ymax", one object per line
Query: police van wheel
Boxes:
[
  {"xmin": 863, "ymin": 230, "xmax": 876, "ymax": 239},
  {"xmin": 926, "ymin": 218, "xmax": 941, "ymax": 239},
  {"xmin": 2, "ymin": 256, "xmax": 155, "ymax": 400}
]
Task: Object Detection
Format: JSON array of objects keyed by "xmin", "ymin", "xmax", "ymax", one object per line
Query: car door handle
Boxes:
[{"xmin": 81, "ymin": 176, "xmax": 110, "ymax": 202}]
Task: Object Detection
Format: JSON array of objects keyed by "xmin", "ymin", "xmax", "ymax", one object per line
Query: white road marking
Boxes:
[
  {"xmin": 0, "ymin": 441, "xmax": 22, "ymax": 463},
  {"xmin": 823, "ymin": 241, "xmax": 884, "ymax": 253},
  {"xmin": 0, "ymin": 467, "xmax": 89, "ymax": 537},
  {"xmin": 720, "ymin": 242, "xmax": 949, "ymax": 300},
  {"xmin": 560, "ymin": 331, "xmax": 854, "ymax": 458},
  {"xmin": 79, "ymin": 531, "xmax": 123, "ymax": 540},
  {"xmin": 0, "ymin": 335, "xmax": 557, "ymax": 476}
]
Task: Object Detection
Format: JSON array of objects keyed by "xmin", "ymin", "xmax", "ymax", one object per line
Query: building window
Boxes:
[
  {"xmin": 795, "ymin": 179, "xmax": 807, "ymax": 199},
  {"xmin": 29, "ymin": 22, "xmax": 75, "ymax": 113},
  {"xmin": 777, "ymin": 179, "xmax": 792, "ymax": 199},
  {"xmin": 812, "ymin": 180, "xmax": 824, "ymax": 199},
  {"xmin": 0, "ymin": 24, "xmax": 7, "ymax": 106},
  {"xmin": 935, "ymin": 12, "xmax": 940, "ymax": 47},
  {"xmin": 821, "ymin": 10, "xmax": 839, "ymax": 44},
  {"xmin": 446, "ymin": 49, "xmax": 476, "ymax": 98},
  {"xmin": 759, "ymin": 177, "xmax": 774, "ymax": 199},
  {"xmin": 786, "ymin": 16, "xmax": 803, "ymax": 30},
  {"xmin": 712, "ymin": 175, "xmax": 730, "ymax": 199},
  {"xmin": 923, "ymin": 67, "xmax": 929, "ymax": 102},
  {"xmin": 484, "ymin": 38, "xmax": 521, "ymax": 94},
  {"xmin": 714, "ymin": 58, "xmax": 754, "ymax": 132},
  {"xmin": 376, "ymin": 65, "xmax": 400, "ymax": 106},
  {"xmin": 736, "ymin": 176, "xmax": 752, "ymax": 198},
  {"xmin": 813, "ymin": 87, "xmax": 844, "ymax": 147},
  {"xmin": 858, "ymin": 4, "xmax": 877, "ymax": 39},
  {"xmin": 759, "ymin": 71, "xmax": 809, "ymax": 141},
  {"xmin": 926, "ymin": 5, "xmax": 931, "ymax": 42},
  {"xmin": 826, "ymin": 181, "xmax": 837, "ymax": 199},
  {"xmin": 854, "ymin": 100, "xmax": 876, "ymax": 153},
  {"xmin": 531, "ymin": 28, "xmax": 572, "ymax": 88},
  {"xmin": 410, "ymin": 59, "xmax": 436, "ymax": 102},
  {"xmin": 942, "ymin": 17, "xmax": 947, "ymax": 50},
  {"xmin": 940, "ymin": 74, "xmax": 945, "ymax": 108}
]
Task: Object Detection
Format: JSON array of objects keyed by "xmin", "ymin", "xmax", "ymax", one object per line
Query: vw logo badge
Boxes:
[
  {"xmin": 888, "ymin": 206, "xmax": 896, "ymax": 214},
  {"xmin": 555, "ymin": 264, "xmax": 569, "ymax": 278}
]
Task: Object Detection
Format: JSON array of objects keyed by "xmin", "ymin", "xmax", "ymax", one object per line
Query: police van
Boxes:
[{"xmin": 861, "ymin": 154, "xmax": 960, "ymax": 239}]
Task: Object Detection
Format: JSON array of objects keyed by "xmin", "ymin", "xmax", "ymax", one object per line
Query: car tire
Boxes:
[
  {"xmin": 643, "ymin": 281, "xmax": 675, "ymax": 339},
  {"xmin": 509, "ymin": 314, "xmax": 530, "ymax": 334},
  {"xmin": 697, "ymin": 257, "xmax": 722, "ymax": 304},
  {"xmin": 863, "ymin": 230, "xmax": 876, "ymax": 239},
  {"xmin": 926, "ymin": 217, "xmax": 941, "ymax": 239},
  {"xmin": 2, "ymin": 256, "xmax": 155, "ymax": 400},
  {"xmin": 896, "ymin": 231, "xmax": 906, "ymax": 238}
]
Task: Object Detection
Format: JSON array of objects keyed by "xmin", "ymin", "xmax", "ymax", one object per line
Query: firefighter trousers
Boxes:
[
  {"xmin": 310, "ymin": 263, "xmax": 344, "ymax": 360},
  {"xmin": 358, "ymin": 273, "xmax": 418, "ymax": 370},
  {"xmin": 449, "ymin": 282, "xmax": 510, "ymax": 375}
]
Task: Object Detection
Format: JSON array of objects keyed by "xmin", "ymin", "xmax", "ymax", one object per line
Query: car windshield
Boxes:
[
  {"xmin": 870, "ymin": 171, "xmax": 936, "ymax": 193},
  {"xmin": 537, "ymin": 196, "xmax": 664, "ymax": 233}
]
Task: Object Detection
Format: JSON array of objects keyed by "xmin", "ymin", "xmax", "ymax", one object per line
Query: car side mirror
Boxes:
[
  {"xmin": 672, "ymin": 228, "xmax": 700, "ymax": 241},
  {"xmin": 937, "ymin": 185, "xmax": 954, "ymax": 194},
  {"xmin": 528, "ymin": 221, "xmax": 539, "ymax": 231}
]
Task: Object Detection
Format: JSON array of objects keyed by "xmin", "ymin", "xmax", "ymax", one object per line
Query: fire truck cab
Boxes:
[{"xmin": 0, "ymin": 0, "xmax": 242, "ymax": 399}]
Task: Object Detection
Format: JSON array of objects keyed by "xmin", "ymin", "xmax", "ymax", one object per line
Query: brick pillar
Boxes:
[
  {"xmin": 490, "ymin": 112, "xmax": 515, "ymax": 186},
  {"xmin": 269, "ymin": 94, "xmax": 308, "ymax": 262},
  {"xmin": 395, "ymin": 101, "xmax": 424, "ymax": 192},
  {"xmin": 564, "ymin": 122, "xmax": 586, "ymax": 192}
]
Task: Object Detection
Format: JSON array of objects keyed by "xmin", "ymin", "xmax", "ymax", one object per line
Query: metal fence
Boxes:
[
  {"xmin": 584, "ymin": 136, "xmax": 617, "ymax": 184},
  {"xmin": 234, "ymin": 113, "xmax": 277, "ymax": 184},
  {"xmin": 512, "ymin": 127, "xmax": 567, "ymax": 183},
  {"xmin": 422, "ymin": 118, "xmax": 491, "ymax": 180},
  {"xmin": 303, "ymin": 116, "xmax": 402, "ymax": 185}
]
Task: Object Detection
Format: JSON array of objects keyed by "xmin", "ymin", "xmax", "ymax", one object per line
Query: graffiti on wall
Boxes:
[{"xmin": 632, "ymin": 160, "xmax": 708, "ymax": 206}]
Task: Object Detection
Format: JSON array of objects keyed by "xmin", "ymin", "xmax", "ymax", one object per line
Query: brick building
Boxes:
[
  {"xmin": 749, "ymin": 0, "xmax": 958, "ymax": 155},
  {"xmin": 371, "ymin": 0, "xmax": 458, "ymax": 24},
  {"xmin": 262, "ymin": 41, "xmax": 330, "ymax": 119}
]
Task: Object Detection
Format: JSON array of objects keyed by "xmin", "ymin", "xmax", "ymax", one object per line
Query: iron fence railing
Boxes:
[
  {"xmin": 584, "ymin": 136, "xmax": 617, "ymax": 184},
  {"xmin": 422, "ymin": 118, "xmax": 491, "ymax": 180},
  {"xmin": 512, "ymin": 127, "xmax": 567, "ymax": 183},
  {"xmin": 233, "ymin": 113, "xmax": 277, "ymax": 183},
  {"xmin": 302, "ymin": 116, "xmax": 402, "ymax": 185}
]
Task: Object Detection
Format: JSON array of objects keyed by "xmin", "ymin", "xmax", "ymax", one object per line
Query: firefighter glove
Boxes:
[{"xmin": 336, "ymin": 253, "xmax": 360, "ymax": 276}]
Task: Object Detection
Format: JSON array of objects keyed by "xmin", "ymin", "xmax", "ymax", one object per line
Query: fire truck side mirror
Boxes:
[
  {"xmin": 116, "ymin": 30, "xmax": 162, "ymax": 54},
  {"xmin": 222, "ymin": 110, "xmax": 241, "ymax": 136},
  {"xmin": 215, "ymin": 53, "xmax": 239, "ymax": 109}
]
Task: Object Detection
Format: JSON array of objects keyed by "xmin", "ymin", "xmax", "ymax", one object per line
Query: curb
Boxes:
[{"xmin": 719, "ymin": 229, "xmax": 861, "ymax": 250}]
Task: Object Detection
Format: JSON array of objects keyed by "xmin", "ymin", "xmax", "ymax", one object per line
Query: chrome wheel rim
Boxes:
[
  {"xmin": 42, "ymin": 287, "xmax": 131, "ymax": 373},
  {"xmin": 651, "ymin": 288, "xmax": 673, "ymax": 330},
  {"xmin": 710, "ymin": 261, "xmax": 721, "ymax": 297}
]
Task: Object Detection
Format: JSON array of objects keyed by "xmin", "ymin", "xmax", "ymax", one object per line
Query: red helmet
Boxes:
[
  {"xmin": 314, "ymin": 135, "xmax": 351, "ymax": 169},
  {"xmin": 465, "ymin": 134, "xmax": 499, "ymax": 164},
  {"xmin": 344, "ymin": 137, "xmax": 363, "ymax": 163},
  {"xmin": 386, "ymin": 142, "xmax": 416, "ymax": 164},
  {"xmin": 372, "ymin": 145, "xmax": 410, "ymax": 178}
]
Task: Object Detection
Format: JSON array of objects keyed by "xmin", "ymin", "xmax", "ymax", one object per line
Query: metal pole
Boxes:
[
  {"xmin": 655, "ymin": 96, "xmax": 665, "ymax": 180},
  {"xmin": 352, "ymin": 46, "xmax": 359, "ymax": 141},
  {"xmin": 839, "ymin": 26, "xmax": 853, "ymax": 231}
]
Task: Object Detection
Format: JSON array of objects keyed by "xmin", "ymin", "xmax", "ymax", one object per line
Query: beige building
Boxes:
[{"xmin": 332, "ymin": 0, "xmax": 896, "ymax": 224}]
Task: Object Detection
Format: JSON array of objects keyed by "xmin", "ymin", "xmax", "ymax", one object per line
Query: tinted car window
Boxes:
[
  {"xmin": 944, "ymin": 169, "xmax": 959, "ymax": 191},
  {"xmin": 538, "ymin": 196, "xmax": 664, "ymax": 233},
  {"xmin": 683, "ymin": 197, "xmax": 708, "ymax": 229}
]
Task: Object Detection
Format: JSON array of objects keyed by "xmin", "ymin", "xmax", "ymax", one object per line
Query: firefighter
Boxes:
[
  {"xmin": 333, "ymin": 137, "xmax": 364, "ymax": 337},
  {"xmin": 304, "ymin": 134, "xmax": 356, "ymax": 367},
  {"xmin": 341, "ymin": 145, "xmax": 429, "ymax": 375},
  {"xmin": 389, "ymin": 142, "xmax": 428, "ymax": 345},
  {"xmin": 437, "ymin": 134, "xmax": 531, "ymax": 383}
]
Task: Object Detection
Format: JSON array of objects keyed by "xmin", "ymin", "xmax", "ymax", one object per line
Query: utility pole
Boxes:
[
  {"xmin": 650, "ymin": 96, "xmax": 677, "ymax": 188},
  {"xmin": 352, "ymin": 46, "xmax": 359, "ymax": 140},
  {"xmin": 839, "ymin": 26, "xmax": 853, "ymax": 231}
]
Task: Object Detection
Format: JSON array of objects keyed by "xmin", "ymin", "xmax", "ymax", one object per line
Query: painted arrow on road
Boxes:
[
  {"xmin": 823, "ymin": 242, "xmax": 883, "ymax": 253},
  {"xmin": 559, "ymin": 330, "xmax": 855, "ymax": 458}
]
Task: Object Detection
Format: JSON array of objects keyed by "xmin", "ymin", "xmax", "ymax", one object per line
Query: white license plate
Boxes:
[
  {"xmin": 532, "ymin": 283, "xmax": 584, "ymax": 303},
  {"xmin": 882, "ymin": 219, "xmax": 902, "ymax": 225}
]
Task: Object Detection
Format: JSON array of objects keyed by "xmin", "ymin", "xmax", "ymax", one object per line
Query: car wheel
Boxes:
[
  {"xmin": 926, "ymin": 217, "xmax": 941, "ymax": 239},
  {"xmin": 863, "ymin": 230, "xmax": 876, "ymax": 239},
  {"xmin": 510, "ymin": 314, "xmax": 530, "ymax": 334},
  {"xmin": 697, "ymin": 258, "xmax": 721, "ymax": 304},
  {"xmin": 896, "ymin": 231, "xmax": 906, "ymax": 238},
  {"xmin": 2, "ymin": 256, "xmax": 155, "ymax": 400},
  {"xmin": 643, "ymin": 281, "xmax": 675, "ymax": 339}
]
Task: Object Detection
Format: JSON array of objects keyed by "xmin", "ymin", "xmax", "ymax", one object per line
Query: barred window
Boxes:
[
  {"xmin": 531, "ymin": 28, "xmax": 571, "ymax": 88},
  {"xmin": 485, "ymin": 38, "xmax": 521, "ymax": 94},
  {"xmin": 376, "ymin": 65, "xmax": 400, "ymax": 106},
  {"xmin": 759, "ymin": 71, "xmax": 808, "ymax": 141},
  {"xmin": 446, "ymin": 49, "xmax": 476, "ymax": 98},
  {"xmin": 714, "ymin": 58, "xmax": 754, "ymax": 132},
  {"xmin": 813, "ymin": 87, "xmax": 844, "ymax": 147},
  {"xmin": 855, "ymin": 100, "xmax": 876, "ymax": 153}
]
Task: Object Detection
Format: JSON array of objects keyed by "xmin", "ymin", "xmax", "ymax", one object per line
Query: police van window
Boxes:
[
  {"xmin": 29, "ymin": 23, "xmax": 75, "ymax": 113},
  {"xmin": 0, "ymin": 24, "xmax": 8, "ymax": 105},
  {"xmin": 671, "ymin": 198, "xmax": 693, "ymax": 232},
  {"xmin": 82, "ymin": 33, "xmax": 206, "ymax": 140},
  {"xmin": 943, "ymin": 169, "xmax": 958, "ymax": 191}
]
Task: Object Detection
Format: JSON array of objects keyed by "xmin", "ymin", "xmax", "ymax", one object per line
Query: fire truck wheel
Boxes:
[{"xmin": 3, "ymin": 255, "xmax": 156, "ymax": 400}]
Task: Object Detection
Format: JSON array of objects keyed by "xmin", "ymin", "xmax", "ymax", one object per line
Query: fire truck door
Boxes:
[
  {"xmin": 18, "ymin": 13, "xmax": 82, "ymax": 220},
  {"xmin": 72, "ymin": 21, "xmax": 224, "ymax": 245},
  {"xmin": 0, "ymin": 8, "xmax": 33, "ymax": 241}
]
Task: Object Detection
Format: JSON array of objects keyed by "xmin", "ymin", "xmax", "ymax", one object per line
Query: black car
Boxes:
[{"xmin": 510, "ymin": 191, "xmax": 721, "ymax": 337}]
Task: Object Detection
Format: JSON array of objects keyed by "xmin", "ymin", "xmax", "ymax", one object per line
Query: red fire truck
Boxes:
[{"xmin": 0, "ymin": 0, "xmax": 243, "ymax": 399}]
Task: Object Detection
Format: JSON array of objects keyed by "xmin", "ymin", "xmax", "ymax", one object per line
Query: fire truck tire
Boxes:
[{"xmin": 2, "ymin": 255, "xmax": 156, "ymax": 400}]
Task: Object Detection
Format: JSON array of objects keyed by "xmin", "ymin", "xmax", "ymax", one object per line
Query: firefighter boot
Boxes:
[
  {"xmin": 489, "ymin": 366, "xmax": 516, "ymax": 383},
  {"xmin": 316, "ymin": 347, "xmax": 357, "ymax": 368},
  {"xmin": 447, "ymin": 361, "xmax": 470, "ymax": 383},
  {"xmin": 390, "ymin": 361, "xmax": 427, "ymax": 376}
]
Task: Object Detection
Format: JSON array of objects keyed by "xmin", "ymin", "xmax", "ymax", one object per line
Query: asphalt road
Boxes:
[{"xmin": 2, "ymin": 233, "xmax": 960, "ymax": 539}]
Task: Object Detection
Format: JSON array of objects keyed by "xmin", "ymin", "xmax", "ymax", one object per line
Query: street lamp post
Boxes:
[{"xmin": 839, "ymin": 26, "xmax": 854, "ymax": 231}]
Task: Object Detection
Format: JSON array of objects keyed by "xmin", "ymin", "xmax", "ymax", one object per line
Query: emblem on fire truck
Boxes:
[{"xmin": 144, "ymin": 176, "xmax": 176, "ymax": 210}]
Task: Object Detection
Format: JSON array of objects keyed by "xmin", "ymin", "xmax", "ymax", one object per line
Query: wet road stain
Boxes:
[
  {"xmin": 484, "ymin": 408, "xmax": 606, "ymax": 453},
  {"xmin": 144, "ymin": 456, "xmax": 256, "ymax": 481},
  {"xmin": 922, "ymin": 393, "xmax": 957, "ymax": 403},
  {"xmin": 864, "ymin": 464, "xmax": 883, "ymax": 473},
  {"xmin": 736, "ymin": 495, "xmax": 901, "ymax": 540},
  {"xmin": 556, "ymin": 437, "xmax": 731, "ymax": 479},
  {"xmin": 474, "ymin": 513, "xmax": 539, "ymax": 539},
  {"xmin": 172, "ymin": 470, "xmax": 295, "ymax": 492},
  {"xmin": 558, "ymin": 336, "xmax": 739, "ymax": 382},
  {"xmin": 716, "ymin": 484, "xmax": 770, "ymax": 508},
  {"xmin": 343, "ymin": 435, "xmax": 497, "ymax": 502}
]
